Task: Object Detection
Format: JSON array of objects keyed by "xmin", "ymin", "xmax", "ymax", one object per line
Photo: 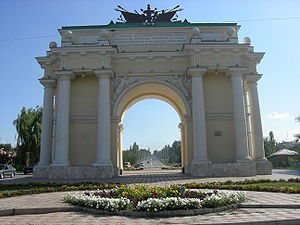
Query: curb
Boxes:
[
  {"xmin": 0, "ymin": 204, "xmax": 238, "ymax": 218},
  {"xmin": 0, "ymin": 207, "xmax": 78, "ymax": 216},
  {"xmin": 240, "ymin": 204, "xmax": 300, "ymax": 209},
  {"xmin": 1, "ymin": 203, "xmax": 300, "ymax": 217},
  {"xmin": 1, "ymin": 206, "xmax": 300, "ymax": 225},
  {"xmin": 78, "ymin": 204, "xmax": 239, "ymax": 218}
]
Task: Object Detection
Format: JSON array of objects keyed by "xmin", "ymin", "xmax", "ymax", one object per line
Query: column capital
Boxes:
[
  {"xmin": 228, "ymin": 67, "xmax": 248, "ymax": 77},
  {"xmin": 178, "ymin": 122, "xmax": 184, "ymax": 130},
  {"xmin": 94, "ymin": 69, "xmax": 114, "ymax": 79},
  {"xmin": 111, "ymin": 116, "xmax": 121, "ymax": 124},
  {"xmin": 54, "ymin": 71, "xmax": 75, "ymax": 80},
  {"xmin": 39, "ymin": 78, "xmax": 56, "ymax": 88},
  {"xmin": 118, "ymin": 124, "xmax": 124, "ymax": 132},
  {"xmin": 245, "ymin": 74, "xmax": 262, "ymax": 83},
  {"xmin": 187, "ymin": 67, "xmax": 207, "ymax": 77}
]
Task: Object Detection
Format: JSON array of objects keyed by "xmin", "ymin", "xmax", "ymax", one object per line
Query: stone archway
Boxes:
[
  {"xmin": 110, "ymin": 79, "xmax": 193, "ymax": 175},
  {"xmin": 34, "ymin": 17, "xmax": 273, "ymax": 179}
]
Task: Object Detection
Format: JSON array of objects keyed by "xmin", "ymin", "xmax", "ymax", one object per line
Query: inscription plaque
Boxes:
[{"xmin": 112, "ymin": 33, "xmax": 187, "ymax": 46}]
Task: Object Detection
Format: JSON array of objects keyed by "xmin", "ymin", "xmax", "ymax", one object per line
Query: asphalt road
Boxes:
[{"xmin": 141, "ymin": 158, "xmax": 168, "ymax": 168}]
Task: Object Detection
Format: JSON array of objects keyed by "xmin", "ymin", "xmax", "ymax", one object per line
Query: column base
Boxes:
[
  {"xmin": 41, "ymin": 166, "xmax": 114, "ymax": 179},
  {"xmin": 190, "ymin": 161, "xmax": 256, "ymax": 177},
  {"xmin": 236, "ymin": 156, "xmax": 252, "ymax": 163},
  {"xmin": 192, "ymin": 160, "xmax": 211, "ymax": 165},
  {"xmin": 93, "ymin": 161, "xmax": 113, "ymax": 167},
  {"xmin": 35, "ymin": 164, "xmax": 50, "ymax": 168},
  {"xmin": 33, "ymin": 166, "xmax": 49, "ymax": 178},
  {"xmin": 255, "ymin": 159, "xmax": 272, "ymax": 175},
  {"xmin": 51, "ymin": 162, "xmax": 70, "ymax": 167}
]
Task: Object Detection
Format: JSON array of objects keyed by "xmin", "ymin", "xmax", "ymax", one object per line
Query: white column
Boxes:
[
  {"xmin": 230, "ymin": 68, "xmax": 251, "ymax": 162},
  {"xmin": 189, "ymin": 68, "xmax": 210, "ymax": 164},
  {"xmin": 246, "ymin": 74, "xmax": 266, "ymax": 161},
  {"xmin": 118, "ymin": 124, "xmax": 124, "ymax": 169},
  {"xmin": 93, "ymin": 70, "xmax": 113, "ymax": 166},
  {"xmin": 178, "ymin": 122, "xmax": 186, "ymax": 169},
  {"xmin": 52, "ymin": 72, "xmax": 73, "ymax": 166},
  {"xmin": 37, "ymin": 79, "xmax": 56, "ymax": 167}
]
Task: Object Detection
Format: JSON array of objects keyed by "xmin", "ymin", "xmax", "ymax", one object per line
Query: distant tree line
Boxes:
[
  {"xmin": 122, "ymin": 142, "xmax": 152, "ymax": 166},
  {"xmin": 122, "ymin": 140, "xmax": 181, "ymax": 167},
  {"xmin": 153, "ymin": 141, "xmax": 181, "ymax": 165}
]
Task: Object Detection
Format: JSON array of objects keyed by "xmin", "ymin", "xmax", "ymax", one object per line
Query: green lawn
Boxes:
[{"xmin": 239, "ymin": 182, "xmax": 300, "ymax": 188}]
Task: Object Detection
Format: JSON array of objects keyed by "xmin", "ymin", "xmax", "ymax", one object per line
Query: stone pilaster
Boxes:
[
  {"xmin": 229, "ymin": 68, "xmax": 251, "ymax": 162},
  {"xmin": 37, "ymin": 78, "xmax": 56, "ymax": 167},
  {"xmin": 118, "ymin": 124, "xmax": 124, "ymax": 169},
  {"xmin": 178, "ymin": 122, "xmax": 187, "ymax": 171},
  {"xmin": 51, "ymin": 71, "xmax": 74, "ymax": 166},
  {"xmin": 93, "ymin": 70, "xmax": 113, "ymax": 167},
  {"xmin": 188, "ymin": 67, "xmax": 210, "ymax": 165}
]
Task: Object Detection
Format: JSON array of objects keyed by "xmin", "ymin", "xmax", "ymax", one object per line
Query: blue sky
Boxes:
[{"xmin": 0, "ymin": 0, "xmax": 299, "ymax": 150}]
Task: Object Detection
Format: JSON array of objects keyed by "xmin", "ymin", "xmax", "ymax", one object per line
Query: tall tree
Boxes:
[
  {"xmin": 295, "ymin": 116, "xmax": 300, "ymax": 142},
  {"xmin": 264, "ymin": 131, "xmax": 279, "ymax": 158},
  {"xmin": 13, "ymin": 106, "xmax": 42, "ymax": 167},
  {"xmin": 0, "ymin": 143, "xmax": 13, "ymax": 152}
]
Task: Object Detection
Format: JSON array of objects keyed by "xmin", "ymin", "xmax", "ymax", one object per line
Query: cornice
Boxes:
[
  {"xmin": 94, "ymin": 69, "xmax": 114, "ymax": 79},
  {"xmin": 39, "ymin": 78, "xmax": 56, "ymax": 88},
  {"xmin": 35, "ymin": 56, "xmax": 53, "ymax": 67},
  {"xmin": 50, "ymin": 45, "xmax": 118, "ymax": 55},
  {"xmin": 248, "ymin": 52, "xmax": 265, "ymax": 64},
  {"xmin": 245, "ymin": 74, "xmax": 262, "ymax": 83},
  {"xmin": 227, "ymin": 66, "xmax": 248, "ymax": 76},
  {"xmin": 187, "ymin": 67, "xmax": 207, "ymax": 76},
  {"xmin": 54, "ymin": 70, "xmax": 75, "ymax": 80},
  {"xmin": 183, "ymin": 44, "xmax": 250, "ymax": 54}
]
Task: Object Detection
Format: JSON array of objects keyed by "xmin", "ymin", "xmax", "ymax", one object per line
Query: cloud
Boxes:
[{"xmin": 267, "ymin": 112, "xmax": 290, "ymax": 119}]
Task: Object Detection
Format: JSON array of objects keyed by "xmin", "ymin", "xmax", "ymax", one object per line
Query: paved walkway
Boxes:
[
  {"xmin": 0, "ymin": 169, "xmax": 299, "ymax": 224},
  {"xmin": 1, "ymin": 169, "xmax": 300, "ymax": 186}
]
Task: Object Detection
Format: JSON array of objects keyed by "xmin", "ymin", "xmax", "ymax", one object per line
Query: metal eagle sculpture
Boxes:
[{"xmin": 115, "ymin": 4, "xmax": 183, "ymax": 23}]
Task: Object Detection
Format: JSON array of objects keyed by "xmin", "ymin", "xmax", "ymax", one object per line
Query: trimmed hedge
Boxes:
[
  {"xmin": 184, "ymin": 178, "xmax": 300, "ymax": 193},
  {"xmin": 0, "ymin": 183, "xmax": 124, "ymax": 198}
]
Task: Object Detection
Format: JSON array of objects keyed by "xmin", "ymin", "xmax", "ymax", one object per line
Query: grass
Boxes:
[
  {"xmin": 239, "ymin": 182, "xmax": 300, "ymax": 188},
  {"xmin": 0, "ymin": 182, "xmax": 123, "ymax": 198},
  {"xmin": 184, "ymin": 178, "xmax": 300, "ymax": 193}
]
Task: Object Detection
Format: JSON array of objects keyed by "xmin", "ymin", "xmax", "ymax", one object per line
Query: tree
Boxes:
[
  {"xmin": 295, "ymin": 116, "xmax": 300, "ymax": 142},
  {"xmin": 153, "ymin": 140, "xmax": 181, "ymax": 165},
  {"xmin": 0, "ymin": 143, "xmax": 15, "ymax": 164},
  {"xmin": 264, "ymin": 131, "xmax": 279, "ymax": 158},
  {"xmin": 13, "ymin": 106, "xmax": 42, "ymax": 168},
  {"xmin": 0, "ymin": 143, "xmax": 13, "ymax": 152}
]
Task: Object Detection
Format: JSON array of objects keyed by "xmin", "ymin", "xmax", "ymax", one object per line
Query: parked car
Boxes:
[
  {"xmin": 124, "ymin": 162, "xmax": 131, "ymax": 168},
  {"xmin": 23, "ymin": 163, "xmax": 37, "ymax": 174},
  {"xmin": 134, "ymin": 163, "xmax": 145, "ymax": 168},
  {"xmin": 0, "ymin": 164, "xmax": 16, "ymax": 179}
]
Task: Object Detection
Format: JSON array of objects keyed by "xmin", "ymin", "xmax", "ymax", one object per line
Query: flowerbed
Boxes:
[{"xmin": 63, "ymin": 185, "xmax": 246, "ymax": 212}]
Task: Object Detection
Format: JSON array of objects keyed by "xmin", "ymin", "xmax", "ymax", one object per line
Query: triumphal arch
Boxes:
[{"xmin": 34, "ymin": 5, "xmax": 272, "ymax": 179}]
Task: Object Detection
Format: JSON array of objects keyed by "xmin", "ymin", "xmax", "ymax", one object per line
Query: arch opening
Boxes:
[{"xmin": 111, "ymin": 81, "xmax": 191, "ymax": 175}]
